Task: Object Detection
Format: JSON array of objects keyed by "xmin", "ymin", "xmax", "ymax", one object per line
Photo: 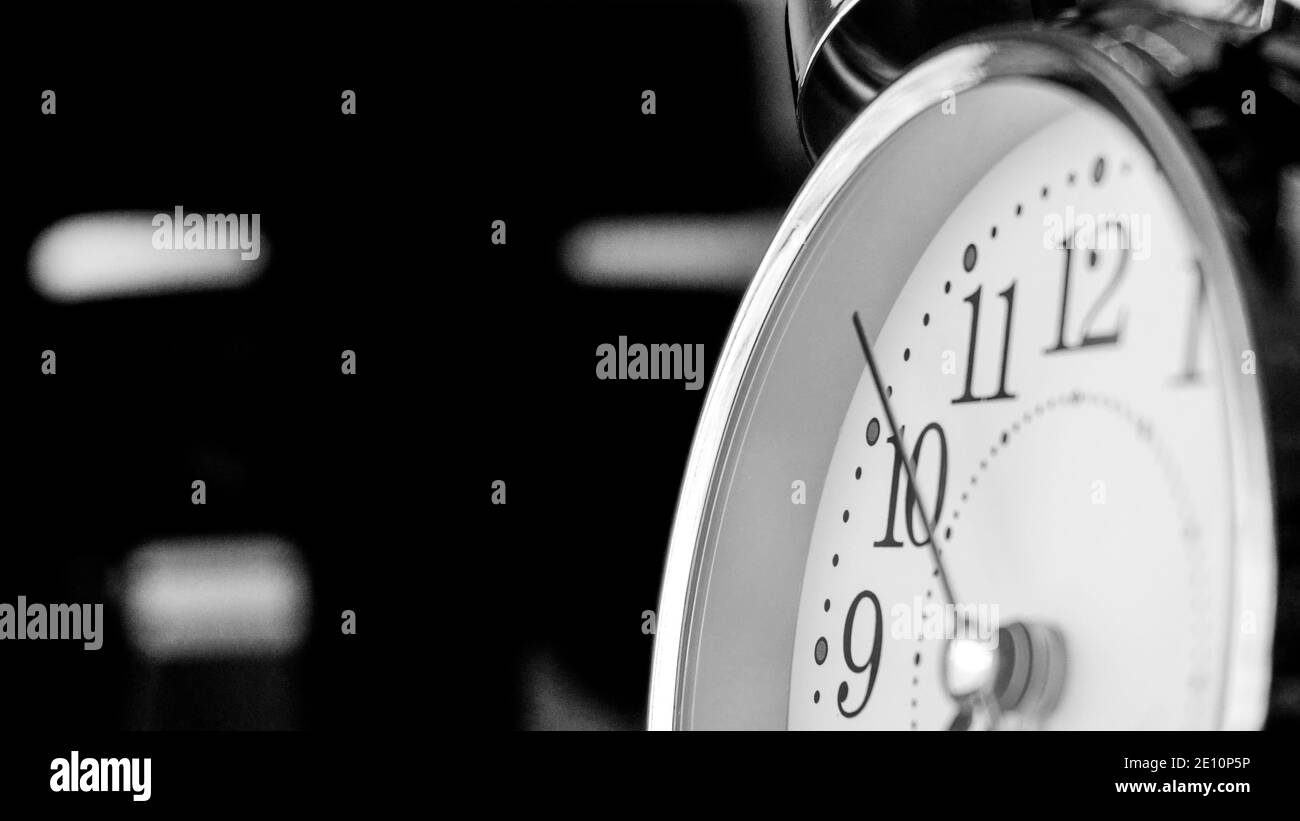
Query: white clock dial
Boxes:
[
  {"xmin": 649, "ymin": 39, "xmax": 1275, "ymax": 731},
  {"xmin": 788, "ymin": 107, "xmax": 1231, "ymax": 729}
]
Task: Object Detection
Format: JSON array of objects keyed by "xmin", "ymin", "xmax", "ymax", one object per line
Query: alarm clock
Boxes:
[{"xmin": 650, "ymin": 0, "xmax": 1300, "ymax": 729}]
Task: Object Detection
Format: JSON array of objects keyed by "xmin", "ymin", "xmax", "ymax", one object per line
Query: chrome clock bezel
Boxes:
[{"xmin": 649, "ymin": 29, "xmax": 1276, "ymax": 730}]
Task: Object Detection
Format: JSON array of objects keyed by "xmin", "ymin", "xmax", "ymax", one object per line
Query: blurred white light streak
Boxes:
[
  {"xmin": 121, "ymin": 536, "xmax": 309, "ymax": 660},
  {"xmin": 561, "ymin": 211, "xmax": 783, "ymax": 290},
  {"xmin": 29, "ymin": 211, "xmax": 267, "ymax": 303}
]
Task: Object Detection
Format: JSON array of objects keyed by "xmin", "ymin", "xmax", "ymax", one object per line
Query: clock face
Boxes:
[
  {"xmin": 649, "ymin": 47, "xmax": 1275, "ymax": 731},
  {"xmin": 787, "ymin": 106, "xmax": 1231, "ymax": 730}
]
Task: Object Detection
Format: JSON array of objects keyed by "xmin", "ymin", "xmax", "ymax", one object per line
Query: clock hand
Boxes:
[
  {"xmin": 851, "ymin": 311, "xmax": 1003, "ymax": 728},
  {"xmin": 851, "ymin": 311, "xmax": 959, "ymax": 605}
]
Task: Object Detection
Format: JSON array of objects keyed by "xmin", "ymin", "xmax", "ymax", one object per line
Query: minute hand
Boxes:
[
  {"xmin": 851, "ymin": 311, "xmax": 958, "ymax": 606},
  {"xmin": 851, "ymin": 311, "xmax": 1002, "ymax": 728}
]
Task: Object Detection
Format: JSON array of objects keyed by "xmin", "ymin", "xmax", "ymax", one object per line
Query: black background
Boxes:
[
  {"xmin": 0, "ymin": 1, "xmax": 804, "ymax": 735},
  {"xmin": 0, "ymin": 27, "xmax": 427, "ymax": 731},
  {"xmin": 472, "ymin": 0, "xmax": 800, "ymax": 729}
]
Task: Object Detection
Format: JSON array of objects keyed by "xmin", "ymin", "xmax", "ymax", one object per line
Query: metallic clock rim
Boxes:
[{"xmin": 648, "ymin": 30, "xmax": 1276, "ymax": 730}]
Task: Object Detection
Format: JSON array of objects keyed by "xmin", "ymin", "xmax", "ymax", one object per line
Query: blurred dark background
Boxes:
[
  {"xmin": 0, "ymin": 1, "xmax": 808, "ymax": 732},
  {"xmin": 469, "ymin": 0, "xmax": 808, "ymax": 728},
  {"xmin": 1, "ymin": 42, "xmax": 422, "ymax": 730}
]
